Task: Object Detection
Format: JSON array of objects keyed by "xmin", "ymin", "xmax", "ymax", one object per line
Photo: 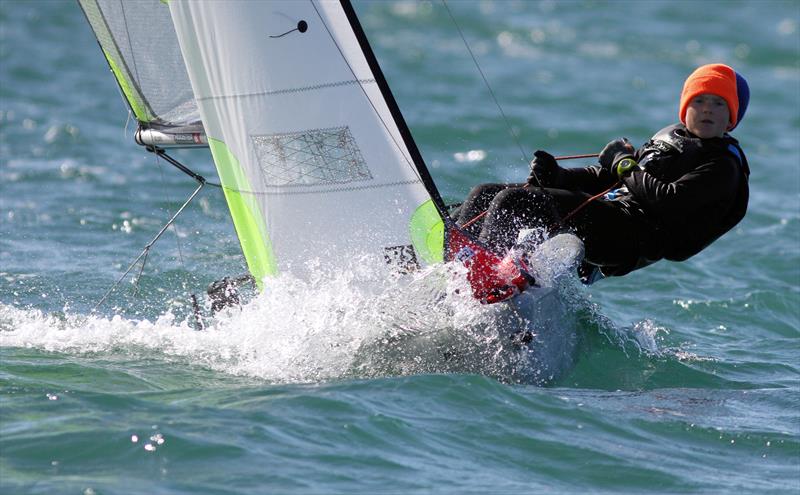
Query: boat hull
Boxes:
[{"xmin": 353, "ymin": 234, "xmax": 585, "ymax": 385}]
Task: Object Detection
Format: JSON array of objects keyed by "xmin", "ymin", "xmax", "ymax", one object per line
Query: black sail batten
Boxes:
[{"xmin": 339, "ymin": 0, "xmax": 449, "ymax": 219}]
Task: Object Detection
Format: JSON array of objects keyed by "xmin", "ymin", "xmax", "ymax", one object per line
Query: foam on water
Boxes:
[
  {"xmin": 2, "ymin": 0, "xmax": 799, "ymax": 491},
  {"xmin": 0, "ymin": 235, "xmax": 698, "ymax": 390},
  {"xmin": 0, "ymin": 256, "xmax": 587, "ymax": 385}
]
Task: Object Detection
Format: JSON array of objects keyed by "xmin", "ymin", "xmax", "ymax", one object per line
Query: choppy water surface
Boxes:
[{"xmin": 1, "ymin": 1, "xmax": 798, "ymax": 493}]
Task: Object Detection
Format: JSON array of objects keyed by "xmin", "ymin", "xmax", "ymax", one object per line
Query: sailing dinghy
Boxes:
[{"xmin": 78, "ymin": 0, "xmax": 584, "ymax": 383}]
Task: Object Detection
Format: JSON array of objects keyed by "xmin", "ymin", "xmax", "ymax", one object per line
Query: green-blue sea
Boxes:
[{"xmin": 2, "ymin": 1, "xmax": 799, "ymax": 493}]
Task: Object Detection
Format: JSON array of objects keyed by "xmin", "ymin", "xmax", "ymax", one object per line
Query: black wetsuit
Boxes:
[{"xmin": 456, "ymin": 124, "xmax": 750, "ymax": 277}]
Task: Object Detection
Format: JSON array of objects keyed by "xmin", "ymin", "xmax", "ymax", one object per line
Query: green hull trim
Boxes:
[
  {"xmin": 409, "ymin": 199, "xmax": 444, "ymax": 264},
  {"xmin": 208, "ymin": 138, "xmax": 277, "ymax": 289}
]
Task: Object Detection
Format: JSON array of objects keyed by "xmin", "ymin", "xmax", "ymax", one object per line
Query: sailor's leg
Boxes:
[
  {"xmin": 550, "ymin": 191, "xmax": 652, "ymax": 276},
  {"xmin": 478, "ymin": 187, "xmax": 562, "ymax": 252},
  {"xmin": 456, "ymin": 183, "xmax": 522, "ymax": 235}
]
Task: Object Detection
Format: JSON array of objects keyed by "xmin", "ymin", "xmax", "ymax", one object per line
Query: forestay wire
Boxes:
[
  {"xmin": 92, "ymin": 148, "xmax": 221, "ymax": 313},
  {"xmin": 92, "ymin": 180, "xmax": 206, "ymax": 313}
]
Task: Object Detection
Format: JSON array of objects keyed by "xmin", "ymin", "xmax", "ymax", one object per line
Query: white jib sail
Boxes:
[
  {"xmin": 168, "ymin": 0, "xmax": 443, "ymax": 286},
  {"xmin": 78, "ymin": 0, "xmax": 205, "ymax": 144}
]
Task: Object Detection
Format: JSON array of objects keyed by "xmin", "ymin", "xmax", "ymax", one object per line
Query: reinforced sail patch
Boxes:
[{"xmin": 251, "ymin": 126, "xmax": 373, "ymax": 187}]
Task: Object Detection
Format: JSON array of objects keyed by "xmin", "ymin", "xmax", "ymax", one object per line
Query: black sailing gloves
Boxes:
[
  {"xmin": 599, "ymin": 137, "xmax": 634, "ymax": 167},
  {"xmin": 527, "ymin": 139, "xmax": 639, "ymax": 188},
  {"xmin": 599, "ymin": 138, "xmax": 640, "ymax": 179},
  {"xmin": 527, "ymin": 150, "xmax": 565, "ymax": 187}
]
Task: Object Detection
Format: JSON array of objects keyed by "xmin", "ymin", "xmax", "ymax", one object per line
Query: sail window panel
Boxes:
[
  {"xmin": 229, "ymin": 84, "xmax": 420, "ymax": 194},
  {"xmin": 251, "ymin": 126, "xmax": 373, "ymax": 187},
  {"xmin": 168, "ymin": 0, "xmax": 440, "ymax": 278}
]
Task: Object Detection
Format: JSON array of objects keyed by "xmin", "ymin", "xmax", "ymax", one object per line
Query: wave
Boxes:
[{"xmin": 2, "ymin": 253, "xmax": 771, "ymax": 391}]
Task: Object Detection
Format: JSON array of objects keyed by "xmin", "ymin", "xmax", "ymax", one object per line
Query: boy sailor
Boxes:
[{"xmin": 456, "ymin": 63, "xmax": 751, "ymax": 282}]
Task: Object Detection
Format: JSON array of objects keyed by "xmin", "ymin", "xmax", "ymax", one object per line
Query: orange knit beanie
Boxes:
[{"xmin": 679, "ymin": 64, "xmax": 739, "ymax": 130}]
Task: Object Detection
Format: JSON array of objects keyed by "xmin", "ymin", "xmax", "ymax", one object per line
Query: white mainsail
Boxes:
[
  {"xmin": 167, "ymin": 0, "xmax": 446, "ymax": 286},
  {"xmin": 80, "ymin": 0, "xmax": 448, "ymax": 289}
]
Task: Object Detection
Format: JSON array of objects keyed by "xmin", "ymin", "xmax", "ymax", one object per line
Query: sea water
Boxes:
[{"xmin": 1, "ymin": 1, "xmax": 798, "ymax": 493}]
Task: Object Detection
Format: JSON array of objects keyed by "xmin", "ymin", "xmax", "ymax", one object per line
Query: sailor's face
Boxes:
[{"xmin": 685, "ymin": 93, "xmax": 730, "ymax": 138}]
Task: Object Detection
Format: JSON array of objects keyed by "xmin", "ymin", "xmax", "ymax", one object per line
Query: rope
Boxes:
[
  {"xmin": 92, "ymin": 147, "xmax": 214, "ymax": 313},
  {"xmin": 460, "ymin": 153, "xmax": 600, "ymax": 229},
  {"xmin": 92, "ymin": 182, "xmax": 206, "ymax": 313},
  {"xmin": 153, "ymin": 151, "xmax": 198, "ymax": 299},
  {"xmin": 441, "ymin": 0, "xmax": 529, "ymax": 166},
  {"xmin": 561, "ymin": 181, "xmax": 621, "ymax": 224},
  {"xmin": 461, "ymin": 178, "xmax": 620, "ymax": 240}
]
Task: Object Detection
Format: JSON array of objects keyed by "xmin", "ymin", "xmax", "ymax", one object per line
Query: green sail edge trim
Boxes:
[
  {"xmin": 208, "ymin": 138, "xmax": 277, "ymax": 290},
  {"xmin": 101, "ymin": 48, "xmax": 152, "ymax": 123},
  {"xmin": 409, "ymin": 199, "xmax": 444, "ymax": 264}
]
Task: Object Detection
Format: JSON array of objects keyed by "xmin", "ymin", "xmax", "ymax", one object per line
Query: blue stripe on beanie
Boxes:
[{"xmin": 731, "ymin": 71, "xmax": 749, "ymax": 130}]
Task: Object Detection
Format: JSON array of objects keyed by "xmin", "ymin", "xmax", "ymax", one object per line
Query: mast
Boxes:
[{"xmin": 339, "ymin": 0, "xmax": 448, "ymax": 218}]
